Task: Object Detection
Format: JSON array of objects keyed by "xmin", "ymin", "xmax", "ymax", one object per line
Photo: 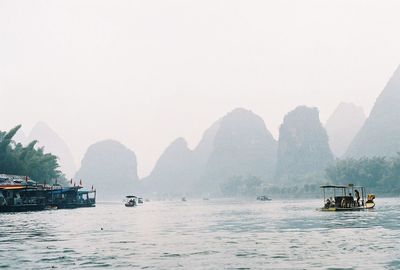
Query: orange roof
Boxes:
[{"xmin": 0, "ymin": 185, "xmax": 25, "ymax": 190}]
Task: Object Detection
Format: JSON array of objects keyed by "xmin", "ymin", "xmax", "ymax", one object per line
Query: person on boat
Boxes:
[
  {"xmin": 325, "ymin": 198, "xmax": 331, "ymax": 208},
  {"xmin": 348, "ymin": 193, "xmax": 354, "ymax": 207},
  {"xmin": 0, "ymin": 193, "xmax": 7, "ymax": 206},
  {"xmin": 354, "ymin": 190, "xmax": 361, "ymax": 206},
  {"xmin": 130, "ymin": 199, "xmax": 136, "ymax": 206},
  {"xmin": 341, "ymin": 197, "xmax": 346, "ymax": 208},
  {"xmin": 329, "ymin": 197, "xmax": 335, "ymax": 207}
]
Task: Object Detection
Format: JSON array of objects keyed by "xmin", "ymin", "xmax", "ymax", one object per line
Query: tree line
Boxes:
[
  {"xmin": 325, "ymin": 155, "xmax": 400, "ymax": 193},
  {"xmin": 0, "ymin": 125, "xmax": 63, "ymax": 183},
  {"xmin": 220, "ymin": 155, "xmax": 400, "ymax": 197}
]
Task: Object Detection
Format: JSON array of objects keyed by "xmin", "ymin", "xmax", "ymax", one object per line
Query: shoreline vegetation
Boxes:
[
  {"xmin": 0, "ymin": 125, "xmax": 66, "ymax": 185},
  {"xmin": 220, "ymin": 154, "xmax": 400, "ymax": 198}
]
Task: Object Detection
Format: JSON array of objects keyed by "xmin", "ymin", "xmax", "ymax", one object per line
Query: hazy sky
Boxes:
[{"xmin": 1, "ymin": 0, "xmax": 400, "ymax": 177}]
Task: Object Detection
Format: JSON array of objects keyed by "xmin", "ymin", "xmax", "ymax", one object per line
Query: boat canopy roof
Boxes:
[
  {"xmin": 78, "ymin": 190, "xmax": 95, "ymax": 195},
  {"xmin": 50, "ymin": 186, "xmax": 84, "ymax": 193},
  {"xmin": 126, "ymin": 195, "xmax": 137, "ymax": 198},
  {"xmin": 320, "ymin": 185, "xmax": 364, "ymax": 189}
]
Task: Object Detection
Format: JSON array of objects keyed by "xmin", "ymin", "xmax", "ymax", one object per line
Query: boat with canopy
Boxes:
[{"xmin": 319, "ymin": 184, "xmax": 375, "ymax": 211}]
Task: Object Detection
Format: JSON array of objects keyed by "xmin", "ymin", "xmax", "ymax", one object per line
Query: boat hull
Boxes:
[
  {"xmin": 319, "ymin": 207, "xmax": 369, "ymax": 212},
  {"xmin": 0, "ymin": 204, "xmax": 46, "ymax": 212},
  {"xmin": 365, "ymin": 202, "xmax": 375, "ymax": 209},
  {"xmin": 54, "ymin": 204, "xmax": 96, "ymax": 209}
]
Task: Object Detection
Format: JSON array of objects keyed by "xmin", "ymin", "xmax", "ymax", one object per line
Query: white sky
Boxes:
[{"xmin": 1, "ymin": 0, "xmax": 400, "ymax": 177}]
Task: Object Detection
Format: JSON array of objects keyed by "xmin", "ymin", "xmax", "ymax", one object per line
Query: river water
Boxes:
[{"xmin": 0, "ymin": 198, "xmax": 399, "ymax": 269}]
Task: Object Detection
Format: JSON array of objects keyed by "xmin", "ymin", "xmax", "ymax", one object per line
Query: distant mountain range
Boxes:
[
  {"xmin": 22, "ymin": 65, "xmax": 400, "ymax": 198},
  {"xmin": 75, "ymin": 61, "xmax": 400, "ymax": 196},
  {"xmin": 141, "ymin": 108, "xmax": 277, "ymax": 196}
]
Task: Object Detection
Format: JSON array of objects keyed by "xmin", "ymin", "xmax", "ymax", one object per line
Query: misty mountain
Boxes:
[
  {"xmin": 141, "ymin": 119, "xmax": 222, "ymax": 196},
  {"xmin": 27, "ymin": 122, "xmax": 76, "ymax": 179},
  {"xmin": 275, "ymin": 106, "xmax": 333, "ymax": 181},
  {"xmin": 141, "ymin": 138, "xmax": 196, "ymax": 195},
  {"xmin": 203, "ymin": 108, "xmax": 277, "ymax": 191},
  {"xmin": 142, "ymin": 108, "xmax": 277, "ymax": 196},
  {"xmin": 192, "ymin": 120, "xmax": 221, "ymax": 167},
  {"xmin": 346, "ymin": 65, "xmax": 400, "ymax": 158},
  {"xmin": 325, "ymin": 102, "xmax": 366, "ymax": 157},
  {"xmin": 75, "ymin": 140, "xmax": 139, "ymax": 200}
]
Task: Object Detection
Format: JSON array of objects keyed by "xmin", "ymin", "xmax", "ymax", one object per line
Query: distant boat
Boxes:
[
  {"xmin": 124, "ymin": 195, "xmax": 137, "ymax": 207},
  {"xmin": 181, "ymin": 197, "xmax": 187, "ymax": 202},
  {"xmin": 257, "ymin": 195, "xmax": 272, "ymax": 201}
]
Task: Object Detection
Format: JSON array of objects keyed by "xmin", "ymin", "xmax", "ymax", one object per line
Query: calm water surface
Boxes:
[{"xmin": 0, "ymin": 198, "xmax": 399, "ymax": 269}]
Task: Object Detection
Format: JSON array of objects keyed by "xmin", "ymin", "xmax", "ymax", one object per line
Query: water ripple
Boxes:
[{"xmin": 0, "ymin": 198, "xmax": 399, "ymax": 269}]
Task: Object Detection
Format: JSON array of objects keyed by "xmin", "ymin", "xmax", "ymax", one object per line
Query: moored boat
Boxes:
[
  {"xmin": 49, "ymin": 185, "xmax": 96, "ymax": 209},
  {"xmin": 0, "ymin": 175, "xmax": 46, "ymax": 212},
  {"xmin": 0, "ymin": 174, "xmax": 96, "ymax": 212},
  {"xmin": 0, "ymin": 186, "xmax": 47, "ymax": 212}
]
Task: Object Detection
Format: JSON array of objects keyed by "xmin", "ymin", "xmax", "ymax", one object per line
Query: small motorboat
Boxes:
[
  {"xmin": 181, "ymin": 197, "xmax": 187, "ymax": 202},
  {"xmin": 125, "ymin": 196, "xmax": 137, "ymax": 207},
  {"xmin": 257, "ymin": 195, "xmax": 272, "ymax": 201}
]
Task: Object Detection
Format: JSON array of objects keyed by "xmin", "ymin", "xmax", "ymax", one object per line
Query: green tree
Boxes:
[{"xmin": 0, "ymin": 125, "xmax": 63, "ymax": 183}]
